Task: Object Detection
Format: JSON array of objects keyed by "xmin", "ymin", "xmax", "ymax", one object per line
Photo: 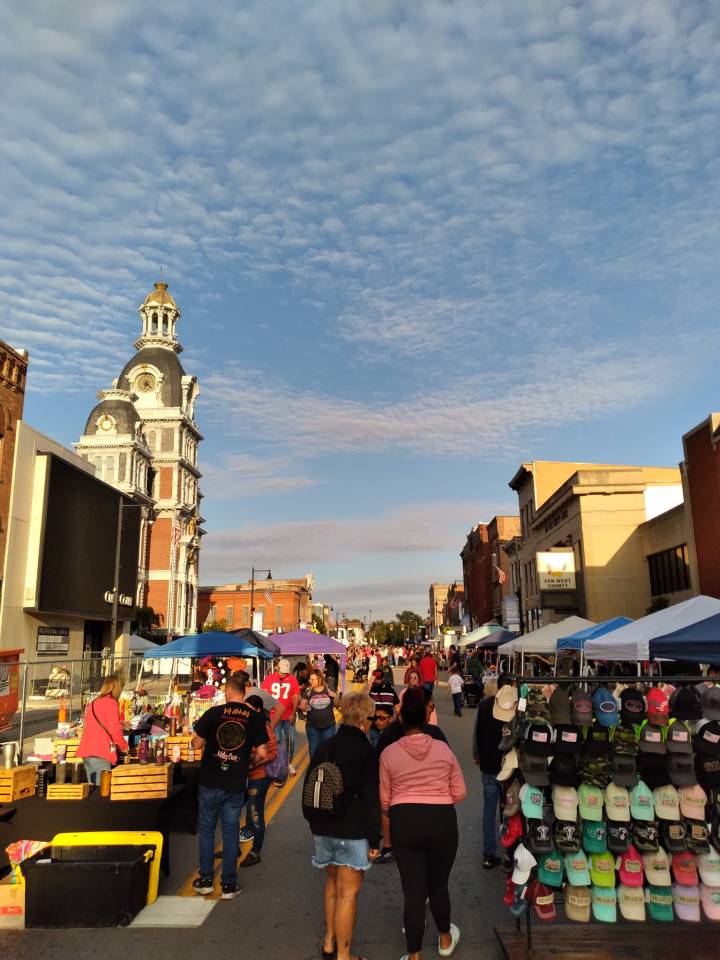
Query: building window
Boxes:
[
  {"xmin": 226, "ymin": 605, "xmax": 234, "ymax": 626},
  {"xmin": 275, "ymin": 605, "xmax": 283, "ymax": 625},
  {"xmin": 242, "ymin": 605, "xmax": 249, "ymax": 626},
  {"xmin": 209, "ymin": 605, "xmax": 217, "ymax": 622},
  {"xmin": 648, "ymin": 544, "xmax": 690, "ymax": 596}
]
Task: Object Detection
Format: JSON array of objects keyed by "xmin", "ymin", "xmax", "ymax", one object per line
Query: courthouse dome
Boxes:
[{"xmin": 142, "ymin": 281, "xmax": 178, "ymax": 310}]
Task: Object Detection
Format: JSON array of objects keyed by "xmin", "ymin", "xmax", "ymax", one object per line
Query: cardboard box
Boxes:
[{"xmin": 0, "ymin": 877, "xmax": 25, "ymax": 929}]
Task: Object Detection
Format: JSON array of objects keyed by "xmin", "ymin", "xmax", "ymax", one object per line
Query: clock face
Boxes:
[
  {"xmin": 98, "ymin": 415, "xmax": 114, "ymax": 432},
  {"xmin": 136, "ymin": 373, "xmax": 156, "ymax": 393}
]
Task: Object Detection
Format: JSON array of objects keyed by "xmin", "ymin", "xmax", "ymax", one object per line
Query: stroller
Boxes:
[
  {"xmin": 352, "ymin": 659, "xmax": 369, "ymax": 683},
  {"xmin": 462, "ymin": 674, "xmax": 482, "ymax": 708}
]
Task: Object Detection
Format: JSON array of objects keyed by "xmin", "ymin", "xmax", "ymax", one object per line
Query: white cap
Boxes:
[{"xmin": 512, "ymin": 842, "xmax": 538, "ymax": 885}]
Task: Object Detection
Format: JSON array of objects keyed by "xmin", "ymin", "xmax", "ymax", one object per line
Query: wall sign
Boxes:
[{"xmin": 37, "ymin": 626, "xmax": 70, "ymax": 656}]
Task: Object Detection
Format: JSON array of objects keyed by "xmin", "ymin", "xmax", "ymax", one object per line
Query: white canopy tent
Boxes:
[
  {"xmin": 583, "ymin": 595, "xmax": 720, "ymax": 661},
  {"xmin": 128, "ymin": 634, "xmax": 159, "ymax": 653},
  {"xmin": 497, "ymin": 616, "xmax": 596, "ymax": 656}
]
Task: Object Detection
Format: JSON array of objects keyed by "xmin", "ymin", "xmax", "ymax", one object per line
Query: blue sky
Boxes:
[{"xmin": 3, "ymin": 1, "xmax": 720, "ymax": 620}]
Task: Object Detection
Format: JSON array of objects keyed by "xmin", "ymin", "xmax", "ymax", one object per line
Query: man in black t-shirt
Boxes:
[{"xmin": 191, "ymin": 674, "xmax": 268, "ymax": 900}]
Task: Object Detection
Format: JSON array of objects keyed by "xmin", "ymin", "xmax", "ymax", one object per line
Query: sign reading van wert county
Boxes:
[{"xmin": 536, "ymin": 551, "xmax": 576, "ymax": 591}]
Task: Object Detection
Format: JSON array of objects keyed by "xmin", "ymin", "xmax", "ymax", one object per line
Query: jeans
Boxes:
[
  {"xmin": 452, "ymin": 692, "xmax": 463, "ymax": 716},
  {"xmin": 277, "ymin": 719, "xmax": 296, "ymax": 762},
  {"xmin": 423, "ymin": 681, "xmax": 435, "ymax": 698},
  {"xmin": 306, "ymin": 724, "xmax": 336, "ymax": 757},
  {"xmin": 198, "ymin": 785, "xmax": 245, "ymax": 886},
  {"xmin": 481, "ymin": 773, "xmax": 501, "ymax": 857},
  {"xmin": 246, "ymin": 776, "xmax": 271, "ymax": 853},
  {"xmin": 84, "ymin": 757, "xmax": 111, "ymax": 785}
]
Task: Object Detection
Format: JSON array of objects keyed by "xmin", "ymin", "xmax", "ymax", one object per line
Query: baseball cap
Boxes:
[
  {"xmin": 702, "ymin": 882, "xmax": 720, "ymax": 920},
  {"xmin": 697, "ymin": 753, "xmax": 720, "ymax": 791},
  {"xmin": 497, "ymin": 748, "xmax": 519, "ymax": 782},
  {"xmin": 697, "ymin": 849, "xmax": 720, "ymax": 886},
  {"xmin": 512, "ymin": 842, "xmax": 537, "ymax": 884},
  {"xmin": 578, "ymin": 783, "xmax": 604, "ymax": 821},
  {"xmin": 520, "ymin": 783, "xmax": 545, "ymax": 820},
  {"xmin": 618, "ymin": 844, "xmax": 644, "ymax": 887},
  {"xmin": 549, "ymin": 688, "xmax": 572, "ymax": 725},
  {"xmin": 643, "ymin": 847, "xmax": 671, "ymax": 886},
  {"xmin": 668, "ymin": 753, "xmax": 697, "ymax": 787},
  {"xmin": 565, "ymin": 850, "xmax": 591, "ymax": 886},
  {"xmin": 660, "ymin": 820, "xmax": 687, "ymax": 853},
  {"xmin": 618, "ymin": 884, "xmax": 646, "ymax": 921},
  {"xmin": 653, "ymin": 784, "xmax": 681, "ymax": 821},
  {"xmin": 537, "ymin": 851, "xmax": 564, "ymax": 888},
  {"xmin": 526, "ymin": 687, "xmax": 551, "ymax": 721},
  {"xmin": 632, "ymin": 820, "xmax": 660, "ymax": 853},
  {"xmin": 612, "ymin": 722, "xmax": 639, "ymax": 757},
  {"xmin": 673, "ymin": 883, "xmax": 701, "ymax": 921},
  {"xmin": 605, "ymin": 782, "xmax": 631, "ymax": 822},
  {"xmin": 686, "ymin": 819, "xmax": 711, "ymax": 855},
  {"xmin": 611, "ymin": 755, "xmax": 637, "ymax": 788},
  {"xmin": 666, "ymin": 720, "xmax": 694, "ymax": 754},
  {"xmin": 500, "ymin": 813, "xmax": 523, "ymax": 849},
  {"xmin": 701, "ymin": 686, "xmax": 720, "ymax": 722},
  {"xmin": 552, "ymin": 785, "xmax": 578, "ymax": 821},
  {"xmin": 527, "ymin": 879, "xmax": 557, "ymax": 921},
  {"xmin": 552, "ymin": 723, "xmax": 582, "ymax": 755},
  {"xmin": 607, "ymin": 823, "xmax": 631, "ymax": 854},
  {"xmin": 671, "ymin": 686, "xmax": 702, "ymax": 722},
  {"xmin": 582, "ymin": 821, "xmax": 607, "ymax": 855},
  {"xmin": 639, "ymin": 753, "xmax": 672, "ymax": 790},
  {"xmin": 524, "ymin": 720, "xmax": 554, "ymax": 757},
  {"xmin": 584, "ymin": 724, "xmax": 611, "ymax": 755},
  {"xmin": 581, "ymin": 754, "xmax": 611, "ymax": 789},
  {"xmin": 592, "ymin": 687, "xmax": 618, "ymax": 727},
  {"xmin": 571, "ymin": 689, "xmax": 593, "ymax": 727},
  {"xmin": 620, "ymin": 688, "xmax": 646, "ymax": 725},
  {"xmin": 493, "ymin": 685, "xmax": 519, "ymax": 721},
  {"xmin": 638, "ymin": 722, "xmax": 666, "ymax": 754},
  {"xmin": 647, "ymin": 687, "xmax": 670, "ymax": 725},
  {"xmin": 680, "ymin": 783, "xmax": 708, "ymax": 820},
  {"xmin": 646, "ymin": 885, "xmax": 674, "ymax": 922},
  {"xmin": 549, "ymin": 754, "xmax": 579, "ymax": 788},
  {"xmin": 371, "ymin": 669, "xmax": 384, "ymax": 681},
  {"xmin": 554, "ymin": 820, "xmax": 581, "ymax": 854},
  {"xmin": 591, "ymin": 886, "xmax": 617, "ymax": 922},
  {"xmin": 629, "ymin": 779, "xmax": 654, "ymax": 821},
  {"xmin": 278, "ymin": 658, "xmax": 291, "ymax": 674},
  {"xmin": 695, "ymin": 719, "xmax": 720, "ymax": 756},
  {"xmin": 564, "ymin": 883, "xmax": 591, "ymax": 922},
  {"xmin": 519, "ymin": 753, "xmax": 549, "ymax": 787},
  {"xmin": 590, "ymin": 851, "xmax": 616, "ymax": 888},
  {"xmin": 528, "ymin": 819, "xmax": 554, "ymax": 856},
  {"xmin": 499, "ymin": 715, "xmax": 522, "ymax": 752},
  {"xmin": 502, "ymin": 777, "xmax": 521, "ymax": 816},
  {"xmin": 673, "ymin": 851, "xmax": 699, "ymax": 885}
]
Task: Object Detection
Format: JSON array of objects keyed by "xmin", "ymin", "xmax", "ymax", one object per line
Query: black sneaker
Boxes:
[
  {"xmin": 239, "ymin": 851, "xmax": 261, "ymax": 868},
  {"xmin": 483, "ymin": 854, "xmax": 501, "ymax": 870},
  {"xmin": 220, "ymin": 882, "xmax": 238, "ymax": 900},
  {"xmin": 375, "ymin": 848, "xmax": 394, "ymax": 864},
  {"xmin": 192, "ymin": 876, "xmax": 214, "ymax": 896}
]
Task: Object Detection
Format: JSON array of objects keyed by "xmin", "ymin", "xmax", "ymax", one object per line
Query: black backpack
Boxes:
[{"xmin": 302, "ymin": 759, "xmax": 345, "ymax": 818}]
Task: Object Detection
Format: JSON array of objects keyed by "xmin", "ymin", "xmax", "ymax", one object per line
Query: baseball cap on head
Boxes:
[
  {"xmin": 578, "ymin": 783, "xmax": 604, "ymax": 822},
  {"xmin": 629, "ymin": 779, "xmax": 654, "ymax": 821},
  {"xmin": 643, "ymin": 847, "xmax": 671, "ymax": 886},
  {"xmin": 697, "ymin": 848, "xmax": 720, "ymax": 886},
  {"xmin": 520, "ymin": 783, "xmax": 545, "ymax": 820},
  {"xmin": 607, "ymin": 823, "xmax": 631, "ymax": 854},
  {"xmin": 673, "ymin": 851, "xmax": 699, "ymax": 886},
  {"xmin": 680, "ymin": 784, "xmax": 708, "ymax": 821},
  {"xmin": 647, "ymin": 687, "xmax": 669, "ymax": 725},
  {"xmin": 554, "ymin": 820, "xmax": 581, "ymax": 854},
  {"xmin": 591, "ymin": 886, "xmax": 617, "ymax": 922},
  {"xmin": 500, "ymin": 813, "xmax": 523, "ymax": 849},
  {"xmin": 278, "ymin": 658, "xmax": 291, "ymax": 674},
  {"xmin": 701, "ymin": 882, "xmax": 720, "ymax": 920},
  {"xmin": 538, "ymin": 851, "xmax": 564, "ymax": 888},
  {"xmin": 512, "ymin": 842, "xmax": 537, "ymax": 885},
  {"xmin": 701, "ymin": 686, "xmax": 720, "ymax": 722},
  {"xmin": 519, "ymin": 752, "xmax": 550, "ymax": 787},
  {"xmin": 605, "ymin": 782, "xmax": 631, "ymax": 822},
  {"xmin": 552, "ymin": 723, "xmax": 582, "ymax": 755},
  {"xmin": 502, "ymin": 778, "xmax": 521, "ymax": 816},
  {"xmin": 564, "ymin": 883, "xmax": 591, "ymax": 922},
  {"xmin": 564, "ymin": 849, "xmax": 591, "ymax": 886},
  {"xmin": 611, "ymin": 754, "xmax": 637, "ymax": 788},
  {"xmin": 527, "ymin": 879, "xmax": 557, "ymax": 921},
  {"xmin": 673, "ymin": 883, "xmax": 701, "ymax": 922},
  {"xmin": 592, "ymin": 687, "xmax": 618, "ymax": 727},
  {"xmin": 524, "ymin": 720, "xmax": 554, "ymax": 757},
  {"xmin": 618, "ymin": 884, "xmax": 646, "ymax": 921},
  {"xmin": 671, "ymin": 686, "xmax": 702, "ymax": 723},
  {"xmin": 668, "ymin": 753, "xmax": 697, "ymax": 787},
  {"xmin": 527, "ymin": 819, "xmax": 554, "ymax": 856},
  {"xmin": 582, "ymin": 821, "xmax": 607, "ymax": 855},
  {"xmin": 493, "ymin": 685, "xmax": 519, "ymax": 722},
  {"xmin": 653, "ymin": 784, "xmax": 681, "ymax": 821},
  {"xmin": 590, "ymin": 851, "xmax": 616, "ymax": 888},
  {"xmin": 618, "ymin": 844, "xmax": 644, "ymax": 887},
  {"xmin": 695, "ymin": 719, "xmax": 720, "ymax": 756},
  {"xmin": 371, "ymin": 669, "xmax": 384, "ymax": 680},
  {"xmin": 549, "ymin": 754, "xmax": 579, "ymax": 788},
  {"xmin": 549, "ymin": 688, "xmax": 572, "ymax": 725},
  {"xmin": 620, "ymin": 687, "xmax": 645, "ymax": 725},
  {"xmin": 552, "ymin": 785, "xmax": 578, "ymax": 821},
  {"xmin": 666, "ymin": 720, "xmax": 694, "ymax": 754},
  {"xmin": 571, "ymin": 689, "xmax": 593, "ymax": 726},
  {"xmin": 497, "ymin": 748, "xmax": 519, "ymax": 782},
  {"xmin": 660, "ymin": 820, "xmax": 687, "ymax": 854},
  {"xmin": 646, "ymin": 885, "xmax": 674, "ymax": 922}
]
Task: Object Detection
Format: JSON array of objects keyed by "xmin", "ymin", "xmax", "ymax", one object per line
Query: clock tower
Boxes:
[{"xmin": 75, "ymin": 282, "xmax": 203, "ymax": 642}]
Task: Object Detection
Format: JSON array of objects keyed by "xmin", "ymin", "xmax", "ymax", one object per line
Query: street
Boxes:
[{"xmin": 3, "ymin": 671, "xmax": 507, "ymax": 960}]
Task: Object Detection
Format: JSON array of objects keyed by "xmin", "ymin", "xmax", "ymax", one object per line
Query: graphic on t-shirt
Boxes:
[{"xmin": 216, "ymin": 719, "xmax": 247, "ymax": 753}]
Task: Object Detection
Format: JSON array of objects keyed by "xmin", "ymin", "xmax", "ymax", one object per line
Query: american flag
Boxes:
[
  {"xmin": 494, "ymin": 563, "xmax": 507, "ymax": 584},
  {"xmin": 172, "ymin": 521, "xmax": 182, "ymax": 547},
  {"xmin": 263, "ymin": 589, "xmax": 273, "ymax": 604}
]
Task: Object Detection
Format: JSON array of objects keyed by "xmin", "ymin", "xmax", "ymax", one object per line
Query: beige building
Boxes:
[
  {"xmin": 428, "ymin": 583, "xmax": 450, "ymax": 635},
  {"xmin": 508, "ymin": 461, "xmax": 684, "ymax": 630}
]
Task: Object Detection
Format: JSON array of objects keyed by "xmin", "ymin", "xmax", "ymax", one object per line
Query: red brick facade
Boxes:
[
  {"xmin": 461, "ymin": 523, "xmax": 492, "ymax": 627},
  {"xmin": 198, "ymin": 578, "xmax": 313, "ymax": 633},
  {"xmin": 683, "ymin": 416, "xmax": 720, "ymax": 598},
  {"xmin": 0, "ymin": 341, "xmax": 28, "ymax": 582}
]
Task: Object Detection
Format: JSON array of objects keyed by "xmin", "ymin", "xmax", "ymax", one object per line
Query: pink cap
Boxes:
[
  {"xmin": 700, "ymin": 883, "xmax": 720, "ymax": 921},
  {"xmin": 619, "ymin": 845, "xmax": 644, "ymax": 888}
]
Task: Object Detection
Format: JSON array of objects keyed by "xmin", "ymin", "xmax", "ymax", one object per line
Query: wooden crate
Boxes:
[
  {"xmin": 110, "ymin": 763, "xmax": 172, "ymax": 801},
  {"xmin": 52, "ymin": 738, "xmax": 80, "ymax": 761},
  {"xmin": 164, "ymin": 735, "xmax": 193, "ymax": 762},
  {"xmin": 0, "ymin": 764, "xmax": 37, "ymax": 802},
  {"xmin": 47, "ymin": 782, "xmax": 90, "ymax": 801}
]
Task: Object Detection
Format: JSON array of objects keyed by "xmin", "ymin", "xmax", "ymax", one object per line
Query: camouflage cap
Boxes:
[
  {"xmin": 612, "ymin": 723, "xmax": 639, "ymax": 757},
  {"xmin": 581, "ymin": 753, "xmax": 612, "ymax": 789},
  {"xmin": 526, "ymin": 686, "xmax": 551, "ymax": 722}
]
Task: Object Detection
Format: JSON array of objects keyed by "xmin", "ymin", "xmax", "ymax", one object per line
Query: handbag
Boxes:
[
  {"xmin": 265, "ymin": 741, "xmax": 288, "ymax": 785},
  {"xmin": 91, "ymin": 700, "xmax": 123, "ymax": 766}
]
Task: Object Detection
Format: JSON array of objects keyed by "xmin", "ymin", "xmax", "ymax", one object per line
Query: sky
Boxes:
[{"xmin": 2, "ymin": 1, "xmax": 720, "ymax": 621}]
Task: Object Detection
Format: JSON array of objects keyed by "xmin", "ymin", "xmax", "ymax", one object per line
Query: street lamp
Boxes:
[
  {"xmin": 249, "ymin": 567, "xmax": 272, "ymax": 630},
  {"xmin": 110, "ymin": 498, "xmax": 154, "ymax": 647}
]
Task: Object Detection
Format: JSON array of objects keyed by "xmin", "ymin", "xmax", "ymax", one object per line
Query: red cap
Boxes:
[
  {"xmin": 527, "ymin": 879, "xmax": 557, "ymax": 921},
  {"xmin": 672, "ymin": 851, "xmax": 699, "ymax": 886},
  {"xmin": 619, "ymin": 844, "xmax": 645, "ymax": 887},
  {"xmin": 647, "ymin": 688, "xmax": 669, "ymax": 724},
  {"xmin": 501, "ymin": 813, "xmax": 523, "ymax": 849}
]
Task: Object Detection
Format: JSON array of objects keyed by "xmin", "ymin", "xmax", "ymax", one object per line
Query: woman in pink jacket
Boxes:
[
  {"xmin": 76, "ymin": 675, "xmax": 129, "ymax": 784},
  {"xmin": 380, "ymin": 687, "xmax": 466, "ymax": 960}
]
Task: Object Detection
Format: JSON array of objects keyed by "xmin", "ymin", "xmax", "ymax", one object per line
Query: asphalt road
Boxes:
[{"xmin": 4, "ymin": 671, "xmax": 508, "ymax": 960}]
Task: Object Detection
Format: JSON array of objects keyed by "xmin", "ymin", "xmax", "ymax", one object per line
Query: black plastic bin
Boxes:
[{"xmin": 22, "ymin": 845, "xmax": 153, "ymax": 928}]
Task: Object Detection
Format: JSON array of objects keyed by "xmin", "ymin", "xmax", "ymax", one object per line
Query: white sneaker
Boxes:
[
  {"xmin": 438, "ymin": 923, "xmax": 460, "ymax": 957},
  {"xmin": 288, "ymin": 764, "xmax": 296, "ymax": 776}
]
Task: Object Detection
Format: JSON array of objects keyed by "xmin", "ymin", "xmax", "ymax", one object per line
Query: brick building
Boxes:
[
  {"xmin": 682, "ymin": 413, "xmax": 720, "ymax": 598},
  {"xmin": 488, "ymin": 515, "xmax": 522, "ymax": 622},
  {"xmin": 461, "ymin": 524, "xmax": 492, "ymax": 628},
  {"xmin": 0, "ymin": 340, "xmax": 28, "ymax": 596},
  {"xmin": 198, "ymin": 575, "xmax": 314, "ymax": 634}
]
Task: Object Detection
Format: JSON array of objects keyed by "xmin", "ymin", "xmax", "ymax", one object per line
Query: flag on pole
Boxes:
[
  {"xmin": 263, "ymin": 589, "xmax": 273, "ymax": 605},
  {"xmin": 493, "ymin": 563, "xmax": 507, "ymax": 584}
]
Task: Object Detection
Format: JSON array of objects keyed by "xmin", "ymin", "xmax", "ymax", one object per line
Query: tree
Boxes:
[
  {"xmin": 133, "ymin": 606, "xmax": 164, "ymax": 637},
  {"xmin": 200, "ymin": 619, "xmax": 228, "ymax": 633},
  {"xmin": 311, "ymin": 614, "xmax": 325, "ymax": 633},
  {"xmin": 395, "ymin": 610, "xmax": 426, "ymax": 642}
]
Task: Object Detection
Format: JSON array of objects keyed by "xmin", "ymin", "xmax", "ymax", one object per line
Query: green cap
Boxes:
[
  {"xmin": 538, "ymin": 851, "xmax": 564, "ymax": 888},
  {"xmin": 591, "ymin": 886, "xmax": 617, "ymax": 922},
  {"xmin": 578, "ymin": 783, "xmax": 604, "ymax": 821},
  {"xmin": 590, "ymin": 851, "xmax": 616, "ymax": 888},
  {"xmin": 646, "ymin": 885, "xmax": 674, "ymax": 922},
  {"xmin": 582, "ymin": 821, "xmax": 608, "ymax": 855}
]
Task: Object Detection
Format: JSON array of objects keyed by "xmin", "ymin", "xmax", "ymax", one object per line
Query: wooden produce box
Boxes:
[
  {"xmin": 110, "ymin": 763, "xmax": 172, "ymax": 801},
  {"xmin": 0, "ymin": 765, "xmax": 36, "ymax": 803},
  {"xmin": 164, "ymin": 735, "xmax": 193, "ymax": 762},
  {"xmin": 46, "ymin": 782, "xmax": 90, "ymax": 801},
  {"xmin": 53, "ymin": 738, "xmax": 80, "ymax": 761}
]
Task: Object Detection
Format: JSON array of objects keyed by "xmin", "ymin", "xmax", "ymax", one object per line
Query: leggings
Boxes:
[{"xmin": 390, "ymin": 803, "xmax": 459, "ymax": 954}]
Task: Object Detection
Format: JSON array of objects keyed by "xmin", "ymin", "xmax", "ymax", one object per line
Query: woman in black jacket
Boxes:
[{"xmin": 303, "ymin": 691, "xmax": 381, "ymax": 960}]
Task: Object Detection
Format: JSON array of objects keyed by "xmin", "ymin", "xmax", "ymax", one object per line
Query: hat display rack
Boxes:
[{"xmin": 493, "ymin": 673, "xmax": 720, "ymax": 956}]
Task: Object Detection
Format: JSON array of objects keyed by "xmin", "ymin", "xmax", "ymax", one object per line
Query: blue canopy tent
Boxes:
[
  {"xmin": 142, "ymin": 632, "xmax": 273, "ymax": 660},
  {"xmin": 557, "ymin": 617, "xmax": 633, "ymax": 651},
  {"xmin": 466, "ymin": 629, "xmax": 517, "ymax": 651},
  {"xmin": 649, "ymin": 613, "xmax": 720, "ymax": 664}
]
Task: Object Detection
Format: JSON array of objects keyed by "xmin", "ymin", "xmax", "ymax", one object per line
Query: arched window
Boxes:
[
  {"xmin": 162, "ymin": 313, "xmax": 169, "ymax": 336},
  {"xmin": 151, "ymin": 312, "xmax": 158, "ymax": 334}
]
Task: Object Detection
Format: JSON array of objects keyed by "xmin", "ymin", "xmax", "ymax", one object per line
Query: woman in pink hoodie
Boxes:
[{"xmin": 379, "ymin": 688, "xmax": 466, "ymax": 960}]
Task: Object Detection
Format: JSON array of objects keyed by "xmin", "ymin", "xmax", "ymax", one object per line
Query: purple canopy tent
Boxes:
[{"xmin": 267, "ymin": 629, "xmax": 348, "ymax": 690}]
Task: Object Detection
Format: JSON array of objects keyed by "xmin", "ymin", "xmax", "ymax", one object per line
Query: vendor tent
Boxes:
[
  {"xmin": 497, "ymin": 616, "xmax": 595, "ymax": 655},
  {"xmin": 128, "ymin": 634, "xmax": 160, "ymax": 653},
  {"xmin": 649, "ymin": 611, "xmax": 720, "ymax": 663},
  {"xmin": 458, "ymin": 623, "xmax": 506, "ymax": 648},
  {"xmin": 583, "ymin": 595, "xmax": 720, "ymax": 661},
  {"xmin": 467, "ymin": 629, "xmax": 518, "ymax": 650},
  {"xmin": 228, "ymin": 628, "xmax": 281, "ymax": 656},
  {"xmin": 267, "ymin": 629, "xmax": 346, "ymax": 657},
  {"xmin": 557, "ymin": 617, "xmax": 633, "ymax": 651},
  {"xmin": 142, "ymin": 631, "xmax": 273, "ymax": 660}
]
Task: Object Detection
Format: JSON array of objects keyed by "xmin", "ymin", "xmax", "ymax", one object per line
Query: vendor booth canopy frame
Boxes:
[
  {"xmin": 556, "ymin": 617, "xmax": 633, "ymax": 651},
  {"xmin": 649, "ymin": 611, "xmax": 720, "ymax": 664},
  {"xmin": 142, "ymin": 632, "xmax": 273, "ymax": 660}
]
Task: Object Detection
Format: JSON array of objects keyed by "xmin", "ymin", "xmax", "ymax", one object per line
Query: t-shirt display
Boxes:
[{"xmin": 194, "ymin": 700, "xmax": 269, "ymax": 792}]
